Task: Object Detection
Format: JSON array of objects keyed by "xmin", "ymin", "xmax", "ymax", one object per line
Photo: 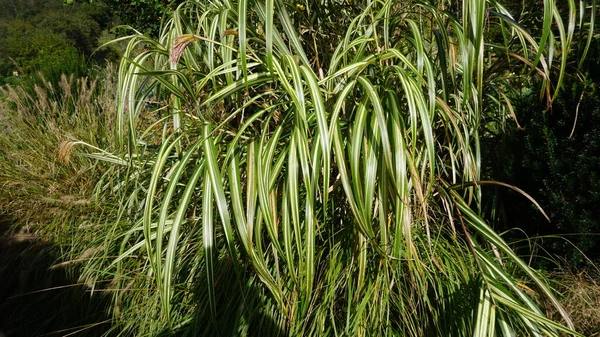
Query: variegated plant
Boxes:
[{"xmin": 80, "ymin": 0, "xmax": 596, "ymax": 335}]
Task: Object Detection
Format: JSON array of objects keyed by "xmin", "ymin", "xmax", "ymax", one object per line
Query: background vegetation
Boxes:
[
  {"xmin": 0, "ymin": 0, "xmax": 121, "ymax": 85},
  {"xmin": 102, "ymin": 0, "xmax": 185, "ymax": 35},
  {"xmin": 483, "ymin": 43, "xmax": 600, "ymax": 268}
]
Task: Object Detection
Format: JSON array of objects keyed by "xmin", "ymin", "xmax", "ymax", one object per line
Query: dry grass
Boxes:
[
  {"xmin": 0, "ymin": 66, "xmax": 117, "ymax": 225},
  {"xmin": 0, "ymin": 65, "xmax": 120, "ymax": 336},
  {"xmin": 550, "ymin": 269, "xmax": 600, "ymax": 336}
]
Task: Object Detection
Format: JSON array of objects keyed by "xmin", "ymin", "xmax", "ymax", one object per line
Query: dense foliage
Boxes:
[
  {"xmin": 0, "ymin": 0, "xmax": 114, "ymax": 84},
  {"xmin": 483, "ymin": 43, "xmax": 600, "ymax": 267},
  {"xmin": 102, "ymin": 0, "xmax": 185, "ymax": 35},
  {"xmin": 61, "ymin": 0, "xmax": 595, "ymax": 336}
]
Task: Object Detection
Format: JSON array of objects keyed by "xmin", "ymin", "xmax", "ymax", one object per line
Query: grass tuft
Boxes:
[
  {"xmin": 0, "ymin": 65, "xmax": 119, "ymax": 336},
  {"xmin": 550, "ymin": 269, "xmax": 600, "ymax": 336}
]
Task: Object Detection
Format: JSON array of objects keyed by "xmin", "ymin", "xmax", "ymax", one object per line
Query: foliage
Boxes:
[
  {"xmin": 0, "ymin": 0, "xmax": 113, "ymax": 84},
  {"xmin": 0, "ymin": 19, "xmax": 86, "ymax": 82},
  {"xmin": 32, "ymin": 2, "xmax": 113, "ymax": 55},
  {"xmin": 0, "ymin": 0, "xmax": 57, "ymax": 21},
  {"xmin": 63, "ymin": 0, "xmax": 597, "ymax": 336},
  {"xmin": 482, "ymin": 42, "xmax": 600, "ymax": 267},
  {"xmin": 101, "ymin": 0, "xmax": 186, "ymax": 36}
]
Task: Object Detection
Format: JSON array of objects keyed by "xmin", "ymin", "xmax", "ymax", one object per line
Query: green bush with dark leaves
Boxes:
[
  {"xmin": 0, "ymin": 0, "xmax": 112, "ymax": 85},
  {"xmin": 482, "ymin": 43, "xmax": 600, "ymax": 267}
]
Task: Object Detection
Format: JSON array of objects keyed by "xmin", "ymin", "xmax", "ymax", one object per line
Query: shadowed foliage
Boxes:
[{"xmin": 482, "ymin": 42, "xmax": 600, "ymax": 268}]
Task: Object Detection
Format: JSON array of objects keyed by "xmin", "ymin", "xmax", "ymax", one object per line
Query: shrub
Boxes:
[
  {"xmin": 0, "ymin": 0, "xmax": 113, "ymax": 84},
  {"xmin": 482, "ymin": 43, "xmax": 600, "ymax": 267}
]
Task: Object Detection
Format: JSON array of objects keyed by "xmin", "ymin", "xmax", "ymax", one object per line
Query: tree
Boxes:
[{"xmin": 76, "ymin": 0, "xmax": 594, "ymax": 335}]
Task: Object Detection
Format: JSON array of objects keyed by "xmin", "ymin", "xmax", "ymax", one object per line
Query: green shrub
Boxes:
[
  {"xmin": 482, "ymin": 43, "xmax": 600, "ymax": 267},
  {"xmin": 102, "ymin": 0, "xmax": 185, "ymax": 36},
  {"xmin": 0, "ymin": 1, "xmax": 113, "ymax": 84}
]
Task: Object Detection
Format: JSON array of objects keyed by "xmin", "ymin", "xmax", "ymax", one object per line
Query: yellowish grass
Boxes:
[{"xmin": 552, "ymin": 269, "xmax": 600, "ymax": 336}]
